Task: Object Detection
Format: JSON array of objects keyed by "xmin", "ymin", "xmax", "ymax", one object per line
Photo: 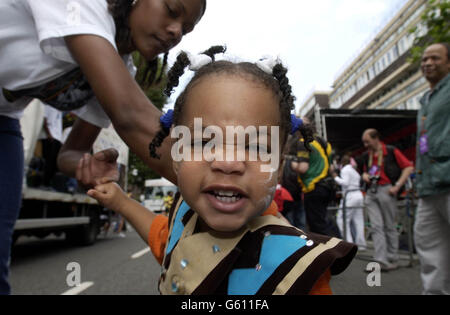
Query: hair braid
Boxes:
[
  {"xmin": 151, "ymin": 52, "xmax": 189, "ymax": 159},
  {"xmin": 272, "ymin": 64, "xmax": 313, "ymax": 151},
  {"xmin": 165, "ymin": 46, "xmax": 227, "ymax": 97},
  {"xmin": 201, "ymin": 45, "xmax": 227, "ymax": 61},
  {"xmin": 272, "ymin": 64, "xmax": 295, "ymax": 111},
  {"xmin": 164, "ymin": 52, "xmax": 191, "ymax": 97},
  {"xmin": 149, "ymin": 127, "xmax": 170, "ymax": 159}
]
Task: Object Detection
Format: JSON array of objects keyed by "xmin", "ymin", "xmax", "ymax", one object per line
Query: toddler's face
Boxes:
[{"xmin": 172, "ymin": 74, "xmax": 282, "ymax": 233}]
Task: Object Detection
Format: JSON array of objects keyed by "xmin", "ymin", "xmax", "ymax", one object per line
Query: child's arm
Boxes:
[{"xmin": 87, "ymin": 179, "xmax": 157, "ymax": 244}]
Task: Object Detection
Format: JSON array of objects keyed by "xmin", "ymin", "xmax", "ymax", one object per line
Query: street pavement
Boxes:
[
  {"xmin": 9, "ymin": 229, "xmax": 423, "ymax": 295},
  {"xmin": 10, "ymin": 228, "xmax": 160, "ymax": 295},
  {"xmin": 330, "ymin": 244, "xmax": 423, "ymax": 295}
]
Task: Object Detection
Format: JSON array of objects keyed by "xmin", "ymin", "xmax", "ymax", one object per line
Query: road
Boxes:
[
  {"xmin": 10, "ymin": 229, "xmax": 160, "ymax": 295},
  {"xmin": 9, "ymin": 229, "xmax": 423, "ymax": 295},
  {"xmin": 330, "ymin": 245, "xmax": 423, "ymax": 295}
]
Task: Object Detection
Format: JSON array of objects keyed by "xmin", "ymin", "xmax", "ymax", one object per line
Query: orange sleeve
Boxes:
[
  {"xmin": 309, "ymin": 269, "xmax": 333, "ymax": 295},
  {"xmin": 262, "ymin": 200, "xmax": 279, "ymax": 217},
  {"xmin": 147, "ymin": 215, "xmax": 169, "ymax": 266}
]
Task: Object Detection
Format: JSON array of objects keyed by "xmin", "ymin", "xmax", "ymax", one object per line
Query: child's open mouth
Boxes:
[
  {"xmin": 210, "ymin": 190, "xmax": 243, "ymax": 203},
  {"xmin": 203, "ymin": 186, "xmax": 248, "ymax": 213}
]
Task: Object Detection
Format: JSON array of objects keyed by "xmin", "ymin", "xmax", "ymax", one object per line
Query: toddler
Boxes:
[{"xmin": 88, "ymin": 46, "xmax": 357, "ymax": 295}]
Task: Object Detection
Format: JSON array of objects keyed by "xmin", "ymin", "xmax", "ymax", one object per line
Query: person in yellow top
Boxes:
[
  {"xmin": 163, "ymin": 191, "xmax": 174, "ymax": 216},
  {"xmin": 290, "ymin": 130, "xmax": 341, "ymax": 238}
]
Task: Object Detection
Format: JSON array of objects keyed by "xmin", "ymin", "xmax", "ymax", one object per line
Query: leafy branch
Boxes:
[{"xmin": 409, "ymin": 0, "xmax": 450, "ymax": 64}]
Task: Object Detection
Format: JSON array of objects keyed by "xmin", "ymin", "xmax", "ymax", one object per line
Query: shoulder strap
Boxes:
[{"xmin": 164, "ymin": 198, "xmax": 190, "ymax": 257}]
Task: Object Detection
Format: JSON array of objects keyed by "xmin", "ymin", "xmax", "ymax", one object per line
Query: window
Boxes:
[
  {"xmin": 393, "ymin": 45, "xmax": 399, "ymax": 59},
  {"xmin": 399, "ymin": 38, "xmax": 405, "ymax": 54}
]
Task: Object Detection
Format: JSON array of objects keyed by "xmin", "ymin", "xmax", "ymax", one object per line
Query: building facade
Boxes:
[
  {"xmin": 328, "ymin": 0, "xmax": 429, "ymax": 111},
  {"xmin": 297, "ymin": 91, "xmax": 330, "ymax": 119}
]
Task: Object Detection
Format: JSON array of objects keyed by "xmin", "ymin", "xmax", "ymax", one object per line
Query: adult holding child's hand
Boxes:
[
  {"xmin": 76, "ymin": 149, "xmax": 120, "ymax": 188},
  {"xmin": 0, "ymin": 0, "xmax": 207, "ymax": 295}
]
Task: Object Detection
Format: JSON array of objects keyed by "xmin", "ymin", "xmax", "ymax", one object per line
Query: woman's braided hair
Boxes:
[
  {"xmin": 106, "ymin": 0, "xmax": 168, "ymax": 86},
  {"xmin": 149, "ymin": 45, "xmax": 314, "ymax": 159}
]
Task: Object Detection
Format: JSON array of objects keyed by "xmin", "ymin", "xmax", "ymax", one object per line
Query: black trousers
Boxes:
[
  {"xmin": 42, "ymin": 138, "xmax": 62, "ymax": 186},
  {"xmin": 304, "ymin": 185, "xmax": 341, "ymax": 238}
]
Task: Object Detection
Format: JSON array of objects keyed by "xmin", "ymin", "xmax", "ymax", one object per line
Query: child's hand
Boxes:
[{"xmin": 87, "ymin": 178, "xmax": 127, "ymax": 213}]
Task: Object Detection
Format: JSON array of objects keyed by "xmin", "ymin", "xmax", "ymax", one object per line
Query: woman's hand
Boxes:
[{"xmin": 76, "ymin": 148, "xmax": 119, "ymax": 189}]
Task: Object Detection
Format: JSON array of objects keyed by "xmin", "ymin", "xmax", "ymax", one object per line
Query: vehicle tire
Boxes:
[{"xmin": 66, "ymin": 208, "xmax": 100, "ymax": 246}]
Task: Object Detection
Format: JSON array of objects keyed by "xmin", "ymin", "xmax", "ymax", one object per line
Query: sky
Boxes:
[{"xmin": 164, "ymin": 0, "xmax": 409, "ymax": 113}]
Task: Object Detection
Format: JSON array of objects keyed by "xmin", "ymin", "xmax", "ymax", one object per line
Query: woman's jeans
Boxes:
[{"xmin": 0, "ymin": 115, "xmax": 23, "ymax": 295}]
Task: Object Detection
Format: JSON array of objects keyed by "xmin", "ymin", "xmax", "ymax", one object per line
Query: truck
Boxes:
[
  {"xmin": 313, "ymin": 107, "xmax": 418, "ymax": 160},
  {"xmin": 142, "ymin": 178, "xmax": 178, "ymax": 214},
  {"xmin": 13, "ymin": 100, "xmax": 129, "ymax": 246}
]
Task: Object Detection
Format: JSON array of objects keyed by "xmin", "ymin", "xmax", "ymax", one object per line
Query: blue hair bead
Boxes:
[
  {"xmin": 290, "ymin": 114, "xmax": 303, "ymax": 135},
  {"xmin": 160, "ymin": 110, "xmax": 174, "ymax": 131}
]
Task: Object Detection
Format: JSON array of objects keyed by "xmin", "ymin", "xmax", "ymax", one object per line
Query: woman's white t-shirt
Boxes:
[
  {"xmin": 38, "ymin": 105, "xmax": 63, "ymax": 143},
  {"xmin": 334, "ymin": 164, "xmax": 362, "ymax": 196},
  {"xmin": 0, "ymin": 0, "xmax": 136, "ymax": 127}
]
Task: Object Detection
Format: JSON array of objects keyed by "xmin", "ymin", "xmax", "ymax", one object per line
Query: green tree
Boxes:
[
  {"xmin": 127, "ymin": 53, "xmax": 169, "ymax": 193},
  {"xmin": 409, "ymin": 0, "xmax": 450, "ymax": 64}
]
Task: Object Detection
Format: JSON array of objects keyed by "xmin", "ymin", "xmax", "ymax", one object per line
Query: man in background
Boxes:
[
  {"xmin": 358, "ymin": 129, "xmax": 413, "ymax": 271},
  {"xmin": 414, "ymin": 43, "xmax": 450, "ymax": 295}
]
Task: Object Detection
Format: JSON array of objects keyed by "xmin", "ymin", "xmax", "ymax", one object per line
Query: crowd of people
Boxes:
[
  {"xmin": 280, "ymin": 125, "xmax": 414, "ymax": 271},
  {"xmin": 0, "ymin": 0, "xmax": 448, "ymax": 296},
  {"xmin": 277, "ymin": 43, "xmax": 449, "ymax": 295}
]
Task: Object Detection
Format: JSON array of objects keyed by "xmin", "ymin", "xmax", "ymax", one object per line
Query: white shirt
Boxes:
[
  {"xmin": 62, "ymin": 126, "xmax": 73, "ymax": 144},
  {"xmin": 39, "ymin": 105, "xmax": 63, "ymax": 142},
  {"xmin": 0, "ymin": 0, "xmax": 136, "ymax": 127},
  {"xmin": 334, "ymin": 164, "xmax": 362, "ymax": 196}
]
